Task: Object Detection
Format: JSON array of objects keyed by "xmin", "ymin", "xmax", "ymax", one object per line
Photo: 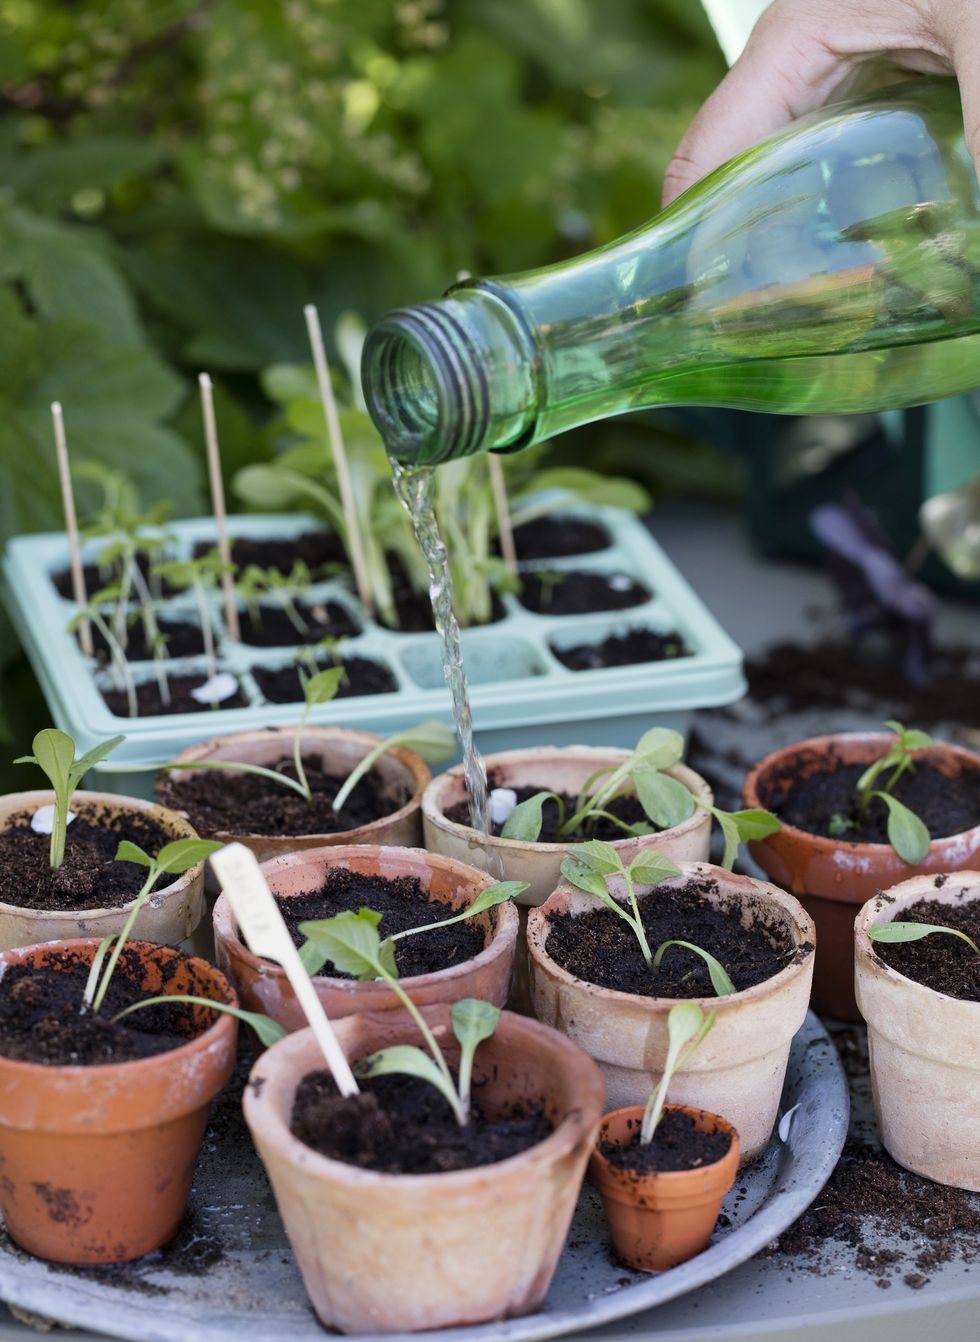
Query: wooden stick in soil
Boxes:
[
  {"xmin": 303, "ymin": 304, "xmax": 374, "ymax": 616},
  {"xmin": 51, "ymin": 402, "xmax": 93, "ymax": 656},
  {"xmin": 488, "ymin": 454, "xmax": 518, "ymax": 577},
  {"xmin": 199, "ymin": 373, "xmax": 241, "ymax": 641}
]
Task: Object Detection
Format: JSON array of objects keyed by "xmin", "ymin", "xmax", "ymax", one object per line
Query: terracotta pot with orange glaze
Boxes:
[
  {"xmin": 0, "ymin": 940, "xmax": 238, "ymax": 1265},
  {"xmin": 744, "ymin": 732, "xmax": 980, "ymax": 1020},
  {"xmin": 589, "ymin": 1104, "xmax": 739, "ymax": 1271}
]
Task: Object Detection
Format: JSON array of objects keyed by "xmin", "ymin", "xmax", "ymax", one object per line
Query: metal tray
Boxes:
[{"xmin": 0, "ymin": 1011, "xmax": 847, "ymax": 1342}]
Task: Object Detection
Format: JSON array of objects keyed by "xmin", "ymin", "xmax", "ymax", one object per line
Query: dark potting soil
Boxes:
[
  {"xmin": 159, "ymin": 755, "xmax": 407, "ymax": 839},
  {"xmin": 507, "ymin": 516, "xmax": 611, "ymax": 560},
  {"xmin": 0, "ymin": 808, "xmax": 172, "ymax": 911},
  {"xmin": 290, "ymin": 1070, "xmax": 551, "ymax": 1174},
  {"xmin": 275, "ymin": 867, "xmax": 485, "ymax": 978},
  {"xmin": 552, "ymin": 628, "xmax": 689, "ymax": 672},
  {"xmin": 85, "ymin": 616, "xmax": 205, "ymax": 662},
  {"xmin": 871, "ymin": 893, "xmax": 980, "ymax": 1001},
  {"xmin": 101, "ymin": 673, "xmax": 249, "ymax": 718},
  {"xmin": 380, "ymin": 558, "xmax": 506, "ymax": 633},
  {"xmin": 50, "ymin": 553, "xmax": 178, "ymax": 602},
  {"xmin": 237, "ymin": 599, "xmax": 358, "ymax": 648},
  {"xmin": 252, "ymin": 656, "xmax": 396, "ymax": 704},
  {"xmin": 545, "ymin": 877, "xmax": 801, "ymax": 998},
  {"xmin": 192, "ymin": 531, "xmax": 347, "ymax": 575},
  {"xmin": 601, "ymin": 1109, "xmax": 732, "ymax": 1175},
  {"xmin": 444, "ymin": 781, "xmax": 654, "ymax": 843},
  {"xmin": 518, "ymin": 570, "xmax": 649, "ymax": 616},
  {"xmin": 0, "ymin": 947, "xmax": 211, "ymax": 1065},
  {"xmin": 762, "ymin": 758, "xmax": 980, "ymax": 843}
]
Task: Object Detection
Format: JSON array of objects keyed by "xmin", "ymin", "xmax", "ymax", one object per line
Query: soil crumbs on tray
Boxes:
[
  {"xmin": 0, "ymin": 807, "xmax": 172, "ymax": 911},
  {"xmin": 101, "ymin": 673, "xmax": 249, "ymax": 717},
  {"xmin": 509, "ymin": 515, "xmax": 610, "ymax": 559},
  {"xmin": 545, "ymin": 877, "xmax": 801, "ymax": 997},
  {"xmin": 276, "ymin": 867, "xmax": 485, "ymax": 978},
  {"xmin": 159, "ymin": 754, "xmax": 407, "ymax": 838},
  {"xmin": 0, "ymin": 947, "xmax": 212, "ymax": 1065},
  {"xmin": 519, "ymin": 570, "xmax": 649, "ymax": 616},
  {"xmin": 291, "ymin": 1070, "xmax": 551, "ymax": 1174},
  {"xmin": 601, "ymin": 1109, "xmax": 731, "ymax": 1175},
  {"xmin": 871, "ymin": 893, "xmax": 980, "ymax": 1001},
  {"xmin": 446, "ymin": 779, "xmax": 654, "ymax": 843},
  {"xmin": 252, "ymin": 656, "xmax": 396, "ymax": 703}
]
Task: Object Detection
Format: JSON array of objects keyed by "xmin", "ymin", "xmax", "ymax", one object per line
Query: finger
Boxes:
[{"xmin": 934, "ymin": 2, "xmax": 980, "ymax": 187}]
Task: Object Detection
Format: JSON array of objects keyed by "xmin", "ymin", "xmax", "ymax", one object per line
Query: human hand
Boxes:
[{"xmin": 663, "ymin": 0, "xmax": 980, "ymax": 205}]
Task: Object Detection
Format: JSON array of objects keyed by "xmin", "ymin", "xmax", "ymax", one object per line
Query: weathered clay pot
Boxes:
[
  {"xmin": 213, "ymin": 844, "xmax": 519, "ymax": 1031},
  {"xmin": 744, "ymin": 732, "xmax": 980, "ymax": 1020},
  {"xmin": 243, "ymin": 1006, "xmax": 604, "ymax": 1333},
  {"xmin": 589, "ymin": 1104, "xmax": 739, "ymax": 1271},
  {"xmin": 527, "ymin": 861, "xmax": 814, "ymax": 1163},
  {"xmin": 0, "ymin": 790, "xmax": 207, "ymax": 954},
  {"xmin": 856, "ymin": 870, "xmax": 980, "ymax": 1190},
  {"xmin": 158, "ymin": 726, "xmax": 431, "ymax": 863},
  {"xmin": 0, "ymin": 939, "xmax": 237, "ymax": 1263}
]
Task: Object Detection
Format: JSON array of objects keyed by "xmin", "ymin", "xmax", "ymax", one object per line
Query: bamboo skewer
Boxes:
[
  {"xmin": 199, "ymin": 373, "xmax": 241, "ymax": 642},
  {"xmin": 488, "ymin": 454, "xmax": 518, "ymax": 577},
  {"xmin": 51, "ymin": 402, "xmax": 93, "ymax": 656}
]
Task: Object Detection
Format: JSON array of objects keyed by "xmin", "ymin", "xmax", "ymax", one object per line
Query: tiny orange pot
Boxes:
[
  {"xmin": 589, "ymin": 1104, "xmax": 739, "ymax": 1272},
  {"xmin": 0, "ymin": 940, "xmax": 238, "ymax": 1265}
]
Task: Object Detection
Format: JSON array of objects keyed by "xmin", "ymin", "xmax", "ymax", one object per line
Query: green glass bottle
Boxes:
[{"xmin": 362, "ymin": 77, "xmax": 980, "ymax": 466}]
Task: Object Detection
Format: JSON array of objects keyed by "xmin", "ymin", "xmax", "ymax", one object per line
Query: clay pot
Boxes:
[
  {"xmin": 589, "ymin": 1104, "xmax": 739, "ymax": 1271},
  {"xmin": 526, "ymin": 861, "xmax": 814, "ymax": 1163},
  {"xmin": 856, "ymin": 871, "xmax": 980, "ymax": 1190},
  {"xmin": 744, "ymin": 732, "xmax": 980, "ymax": 1020},
  {"xmin": 0, "ymin": 790, "xmax": 207, "ymax": 954},
  {"xmin": 158, "ymin": 726, "xmax": 431, "ymax": 863},
  {"xmin": 243, "ymin": 1005, "xmax": 604, "ymax": 1333},
  {"xmin": 213, "ymin": 844, "xmax": 519, "ymax": 1031},
  {"xmin": 0, "ymin": 939, "xmax": 237, "ymax": 1264}
]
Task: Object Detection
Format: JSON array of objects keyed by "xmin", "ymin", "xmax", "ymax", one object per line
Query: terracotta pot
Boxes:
[
  {"xmin": 157, "ymin": 726, "xmax": 431, "ymax": 863},
  {"xmin": 0, "ymin": 939, "xmax": 237, "ymax": 1264},
  {"xmin": 589, "ymin": 1104, "xmax": 739, "ymax": 1271},
  {"xmin": 213, "ymin": 844, "xmax": 519, "ymax": 1031},
  {"xmin": 526, "ymin": 861, "xmax": 814, "ymax": 1163},
  {"xmin": 0, "ymin": 790, "xmax": 207, "ymax": 954},
  {"xmin": 744, "ymin": 732, "xmax": 980, "ymax": 1020},
  {"xmin": 243, "ymin": 1005, "xmax": 604, "ymax": 1333},
  {"xmin": 856, "ymin": 871, "xmax": 980, "ymax": 1190}
]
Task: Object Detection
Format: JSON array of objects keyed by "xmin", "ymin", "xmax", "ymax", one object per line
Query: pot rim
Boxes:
[
  {"xmin": 158, "ymin": 725, "xmax": 431, "ymax": 846},
  {"xmin": 0, "ymin": 790, "xmax": 205, "ymax": 923},
  {"xmin": 527, "ymin": 860, "xmax": 814, "ymax": 1014},
  {"xmin": 743, "ymin": 732, "xmax": 980, "ymax": 856},
  {"xmin": 422, "ymin": 745, "xmax": 713, "ymax": 855},
  {"xmin": 0, "ymin": 937, "xmax": 238, "ymax": 1079},
  {"xmin": 243, "ymin": 1008, "xmax": 605, "ymax": 1190},
  {"xmin": 590, "ymin": 1102, "xmax": 740, "ymax": 1185},
  {"xmin": 213, "ymin": 842, "xmax": 519, "ymax": 993}
]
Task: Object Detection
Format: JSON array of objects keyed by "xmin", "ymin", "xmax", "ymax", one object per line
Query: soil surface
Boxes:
[
  {"xmin": 252, "ymin": 656, "xmax": 396, "ymax": 703},
  {"xmin": 192, "ymin": 531, "xmax": 347, "ymax": 575},
  {"xmin": 51, "ymin": 554, "xmax": 178, "ymax": 602},
  {"xmin": 0, "ymin": 947, "xmax": 212, "ymax": 1065},
  {"xmin": 552, "ymin": 628, "xmax": 689, "ymax": 672},
  {"xmin": 601, "ymin": 1109, "xmax": 732, "ymax": 1175},
  {"xmin": 86, "ymin": 616, "xmax": 205, "ymax": 662},
  {"xmin": 238, "ymin": 599, "xmax": 358, "ymax": 648},
  {"xmin": 290, "ymin": 1070, "xmax": 551, "ymax": 1174},
  {"xmin": 519, "ymin": 570, "xmax": 650, "ymax": 616},
  {"xmin": 871, "ymin": 892, "xmax": 980, "ymax": 1001},
  {"xmin": 0, "ymin": 807, "xmax": 173, "ymax": 911},
  {"xmin": 380, "ymin": 558, "xmax": 506, "ymax": 632},
  {"xmin": 159, "ymin": 755, "xmax": 408, "ymax": 839},
  {"xmin": 545, "ymin": 877, "xmax": 802, "ymax": 997},
  {"xmin": 101, "ymin": 673, "xmax": 249, "ymax": 718},
  {"xmin": 507, "ymin": 516, "xmax": 611, "ymax": 560},
  {"xmin": 762, "ymin": 757, "xmax": 980, "ymax": 843},
  {"xmin": 275, "ymin": 867, "xmax": 485, "ymax": 978},
  {"xmin": 445, "ymin": 779, "xmax": 656, "ymax": 843}
]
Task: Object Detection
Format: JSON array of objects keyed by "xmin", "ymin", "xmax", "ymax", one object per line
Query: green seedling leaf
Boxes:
[
  {"xmin": 567, "ymin": 839, "xmax": 623, "ymax": 876},
  {"xmin": 28, "ymin": 728, "xmax": 74, "ymax": 797},
  {"xmin": 393, "ymin": 720, "xmax": 456, "ymax": 763},
  {"xmin": 73, "ymin": 735, "xmax": 126, "ymax": 777},
  {"xmin": 828, "ymin": 812, "xmax": 855, "ymax": 837},
  {"xmin": 82, "ymin": 935, "xmax": 116, "ymax": 1010},
  {"xmin": 873, "ymin": 792, "xmax": 931, "ymax": 864},
  {"xmin": 560, "ymin": 856, "xmax": 614, "ymax": 902},
  {"xmin": 466, "ymin": 881, "xmax": 527, "ymax": 915},
  {"xmin": 297, "ymin": 908, "xmax": 386, "ymax": 981},
  {"xmin": 112, "ymin": 996, "xmax": 287, "ymax": 1049},
  {"xmin": 653, "ymin": 939, "xmax": 736, "ymax": 996},
  {"xmin": 500, "ymin": 791, "xmax": 557, "ymax": 842},
  {"xmin": 727, "ymin": 808, "xmax": 783, "ymax": 842},
  {"xmin": 356, "ymin": 1044, "xmax": 463, "ymax": 1121},
  {"xmin": 331, "ymin": 719, "xmax": 454, "ymax": 814},
  {"xmin": 633, "ymin": 727, "xmax": 686, "ymax": 772},
  {"xmin": 452, "ymin": 997, "xmax": 501, "ymax": 1118},
  {"xmin": 632, "ymin": 768, "xmax": 695, "ymax": 830},
  {"xmin": 868, "ymin": 921, "xmax": 980, "ymax": 956},
  {"xmin": 114, "ymin": 839, "xmax": 153, "ymax": 868},
  {"xmin": 640, "ymin": 1001, "xmax": 714, "ymax": 1144},
  {"xmin": 885, "ymin": 720, "xmax": 935, "ymax": 752},
  {"xmin": 713, "ymin": 809, "xmax": 741, "ymax": 871},
  {"xmin": 297, "ymin": 939, "xmax": 330, "ymax": 976},
  {"xmin": 155, "ymin": 838, "xmax": 224, "ymax": 875},
  {"xmin": 303, "ymin": 666, "xmax": 344, "ymax": 708},
  {"xmin": 627, "ymin": 849, "xmax": 683, "ymax": 887}
]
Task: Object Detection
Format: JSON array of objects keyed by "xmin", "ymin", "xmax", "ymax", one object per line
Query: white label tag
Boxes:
[
  {"xmin": 190, "ymin": 672, "xmax": 239, "ymax": 705},
  {"xmin": 31, "ymin": 804, "xmax": 76, "ymax": 836}
]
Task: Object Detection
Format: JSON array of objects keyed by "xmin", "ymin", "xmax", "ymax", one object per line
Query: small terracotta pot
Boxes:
[
  {"xmin": 213, "ymin": 844, "xmax": 518, "ymax": 1031},
  {"xmin": 527, "ymin": 861, "xmax": 814, "ymax": 1163},
  {"xmin": 243, "ymin": 1006, "xmax": 605, "ymax": 1333},
  {"xmin": 855, "ymin": 871, "xmax": 980, "ymax": 1190},
  {"xmin": 157, "ymin": 726, "xmax": 431, "ymax": 863},
  {"xmin": 0, "ymin": 790, "xmax": 207, "ymax": 954},
  {"xmin": 0, "ymin": 939, "xmax": 237, "ymax": 1264},
  {"xmin": 744, "ymin": 733, "xmax": 980, "ymax": 1020},
  {"xmin": 589, "ymin": 1104, "xmax": 739, "ymax": 1271}
]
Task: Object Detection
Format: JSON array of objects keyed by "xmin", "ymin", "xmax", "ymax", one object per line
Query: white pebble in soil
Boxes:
[
  {"xmin": 608, "ymin": 574, "xmax": 634, "ymax": 592},
  {"xmin": 488, "ymin": 788, "xmax": 519, "ymax": 826},
  {"xmin": 190, "ymin": 672, "xmax": 240, "ymax": 705},
  {"xmin": 30, "ymin": 804, "xmax": 76, "ymax": 835}
]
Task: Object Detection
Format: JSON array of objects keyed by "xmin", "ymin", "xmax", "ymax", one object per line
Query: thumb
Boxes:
[{"xmin": 934, "ymin": 3, "xmax": 980, "ymax": 189}]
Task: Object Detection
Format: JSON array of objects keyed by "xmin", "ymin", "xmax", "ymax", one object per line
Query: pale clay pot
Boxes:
[
  {"xmin": 527, "ymin": 861, "xmax": 815, "ymax": 1163},
  {"xmin": 243, "ymin": 1007, "xmax": 605, "ymax": 1334},
  {"xmin": 422, "ymin": 746, "xmax": 714, "ymax": 907},
  {"xmin": 0, "ymin": 790, "xmax": 206, "ymax": 953},
  {"xmin": 855, "ymin": 870, "xmax": 980, "ymax": 1191}
]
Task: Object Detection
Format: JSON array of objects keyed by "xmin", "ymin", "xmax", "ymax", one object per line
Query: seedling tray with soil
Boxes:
[{"xmin": 2, "ymin": 509, "xmax": 743, "ymax": 796}]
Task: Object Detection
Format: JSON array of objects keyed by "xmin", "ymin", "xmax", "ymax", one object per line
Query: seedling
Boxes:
[
  {"xmin": 67, "ymin": 586, "xmax": 139, "ymax": 718},
  {"xmin": 236, "ymin": 561, "xmax": 314, "ymax": 636},
  {"xmin": 295, "ymin": 907, "xmax": 500, "ymax": 1126},
  {"xmin": 110, "ymin": 994, "xmax": 286, "ymax": 1048},
  {"xmin": 639, "ymin": 1002, "xmax": 716, "ymax": 1145},
  {"xmin": 502, "ymin": 727, "xmax": 781, "ymax": 869},
  {"xmin": 14, "ymin": 729, "xmax": 124, "ymax": 868},
  {"xmin": 560, "ymin": 841, "xmax": 736, "ymax": 996},
  {"xmin": 851, "ymin": 721, "xmax": 934, "ymax": 864},
  {"xmin": 151, "ymin": 551, "xmax": 232, "ymax": 684},
  {"xmin": 868, "ymin": 920, "xmax": 980, "ymax": 958}
]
